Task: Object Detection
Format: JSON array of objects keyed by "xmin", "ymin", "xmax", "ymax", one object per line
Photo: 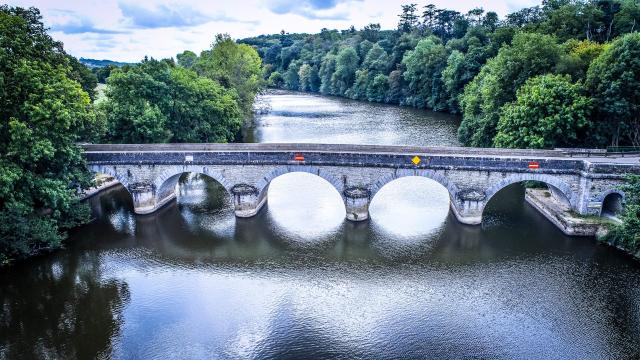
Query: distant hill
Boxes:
[{"xmin": 80, "ymin": 58, "xmax": 134, "ymax": 68}]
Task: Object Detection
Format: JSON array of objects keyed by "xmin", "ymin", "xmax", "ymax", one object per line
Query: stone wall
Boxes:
[{"xmin": 84, "ymin": 144, "xmax": 640, "ymax": 227}]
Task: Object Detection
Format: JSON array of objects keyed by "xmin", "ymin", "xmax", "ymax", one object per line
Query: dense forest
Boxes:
[{"xmin": 240, "ymin": 0, "xmax": 640, "ymax": 149}]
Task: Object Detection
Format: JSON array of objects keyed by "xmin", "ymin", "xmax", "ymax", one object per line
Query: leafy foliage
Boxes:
[
  {"xmin": 401, "ymin": 36, "xmax": 447, "ymax": 110},
  {"xmin": 494, "ymin": 74, "xmax": 592, "ymax": 149},
  {"xmin": 605, "ymin": 175, "xmax": 640, "ymax": 254},
  {"xmin": 0, "ymin": 6, "xmax": 101, "ymax": 263},
  {"xmin": 458, "ymin": 32, "xmax": 565, "ymax": 147},
  {"xmin": 194, "ymin": 34, "xmax": 262, "ymax": 116},
  {"xmin": 99, "ymin": 59, "xmax": 242, "ymax": 143},
  {"xmin": 242, "ymin": 1, "xmax": 640, "ymax": 150},
  {"xmin": 586, "ymin": 32, "xmax": 640, "ymax": 147}
]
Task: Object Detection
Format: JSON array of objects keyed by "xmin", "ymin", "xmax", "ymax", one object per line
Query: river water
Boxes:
[{"xmin": 2, "ymin": 91, "xmax": 640, "ymax": 359}]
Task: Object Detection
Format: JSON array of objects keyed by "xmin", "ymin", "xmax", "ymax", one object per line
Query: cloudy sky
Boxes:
[{"xmin": 7, "ymin": 0, "xmax": 540, "ymax": 62}]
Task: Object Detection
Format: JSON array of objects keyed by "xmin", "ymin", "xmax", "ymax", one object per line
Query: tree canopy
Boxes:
[
  {"xmin": 586, "ymin": 32, "xmax": 640, "ymax": 147},
  {"xmin": 0, "ymin": 6, "xmax": 102, "ymax": 263},
  {"xmin": 99, "ymin": 58, "xmax": 242, "ymax": 144},
  {"xmin": 494, "ymin": 74, "xmax": 592, "ymax": 149},
  {"xmin": 241, "ymin": 0, "xmax": 640, "ymax": 149},
  {"xmin": 193, "ymin": 34, "xmax": 262, "ymax": 116}
]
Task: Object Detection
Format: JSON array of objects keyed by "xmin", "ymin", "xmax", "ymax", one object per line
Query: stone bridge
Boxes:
[{"xmin": 82, "ymin": 143, "xmax": 640, "ymax": 225}]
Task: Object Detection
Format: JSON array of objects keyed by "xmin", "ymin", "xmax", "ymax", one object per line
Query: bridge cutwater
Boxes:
[{"xmin": 82, "ymin": 143, "xmax": 640, "ymax": 225}]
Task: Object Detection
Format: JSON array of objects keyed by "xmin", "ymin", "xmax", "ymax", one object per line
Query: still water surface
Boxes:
[{"xmin": 2, "ymin": 91, "xmax": 640, "ymax": 359}]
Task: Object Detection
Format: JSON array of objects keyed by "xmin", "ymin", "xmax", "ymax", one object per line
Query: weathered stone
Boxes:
[
  {"xmin": 230, "ymin": 184, "xmax": 258, "ymax": 195},
  {"xmin": 344, "ymin": 186, "xmax": 370, "ymax": 199},
  {"xmin": 457, "ymin": 189, "xmax": 486, "ymax": 201},
  {"xmin": 83, "ymin": 143, "xmax": 640, "ymax": 230}
]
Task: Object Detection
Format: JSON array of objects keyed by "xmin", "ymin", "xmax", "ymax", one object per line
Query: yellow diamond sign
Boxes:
[{"xmin": 411, "ymin": 155, "xmax": 421, "ymax": 165}]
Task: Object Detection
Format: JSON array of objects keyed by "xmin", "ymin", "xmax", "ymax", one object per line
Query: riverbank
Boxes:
[
  {"xmin": 524, "ymin": 188, "xmax": 611, "ymax": 236},
  {"xmin": 80, "ymin": 174, "xmax": 120, "ymax": 200},
  {"xmin": 525, "ymin": 188, "xmax": 639, "ymax": 260}
]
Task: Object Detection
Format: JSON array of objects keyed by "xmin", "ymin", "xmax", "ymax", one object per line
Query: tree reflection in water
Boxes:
[{"xmin": 0, "ymin": 251, "xmax": 129, "ymax": 359}]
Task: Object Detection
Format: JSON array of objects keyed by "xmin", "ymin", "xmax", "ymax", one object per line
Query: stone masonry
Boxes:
[{"xmin": 82, "ymin": 143, "xmax": 640, "ymax": 225}]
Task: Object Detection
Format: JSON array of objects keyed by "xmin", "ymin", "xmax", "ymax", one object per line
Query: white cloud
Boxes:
[{"xmin": 5, "ymin": 0, "xmax": 540, "ymax": 62}]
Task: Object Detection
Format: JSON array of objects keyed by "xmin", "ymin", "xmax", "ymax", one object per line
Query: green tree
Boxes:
[
  {"xmin": 298, "ymin": 63, "xmax": 313, "ymax": 91},
  {"xmin": 367, "ymin": 73, "xmax": 388, "ymax": 102},
  {"xmin": 401, "ymin": 36, "xmax": 448, "ymax": 110},
  {"xmin": 319, "ymin": 53, "xmax": 337, "ymax": 94},
  {"xmin": 442, "ymin": 28, "xmax": 495, "ymax": 112},
  {"xmin": 458, "ymin": 32, "xmax": 565, "ymax": 147},
  {"xmin": 363, "ymin": 43, "xmax": 390, "ymax": 73},
  {"xmin": 398, "ymin": 4, "xmax": 419, "ymax": 33},
  {"xmin": 350, "ymin": 69, "xmax": 370, "ymax": 100},
  {"xmin": 284, "ymin": 60, "xmax": 301, "ymax": 90},
  {"xmin": 331, "ymin": 47, "xmax": 359, "ymax": 96},
  {"xmin": 361, "ymin": 23, "xmax": 381, "ymax": 42},
  {"xmin": 67, "ymin": 55, "xmax": 98, "ymax": 100},
  {"xmin": 268, "ymin": 70, "xmax": 284, "ymax": 87},
  {"xmin": 605, "ymin": 175, "xmax": 640, "ymax": 254},
  {"xmin": 0, "ymin": 6, "xmax": 101, "ymax": 262},
  {"xmin": 494, "ymin": 74, "xmax": 592, "ymax": 149},
  {"xmin": 176, "ymin": 50, "xmax": 197, "ymax": 68},
  {"xmin": 100, "ymin": 59, "xmax": 242, "ymax": 144},
  {"xmin": 562, "ymin": 39, "xmax": 607, "ymax": 80},
  {"xmin": 93, "ymin": 64, "xmax": 116, "ymax": 83},
  {"xmin": 195, "ymin": 34, "xmax": 262, "ymax": 115},
  {"xmin": 167, "ymin": 67, "xmax": 243, "ymax": 142},
  {"xmin": 357, "ymin": 40, "xmax": 373, "ymax": 63},
  {"xmin": 586, "ymin": 32, "xmax": 640, "ymax": 147},
  {"xmin": 99, "ymin": 64, "xmax": 172, "ymax": 143},
  {"xmin": 386, "ymin": 69, "xmax": 405, "ymax": 104}
]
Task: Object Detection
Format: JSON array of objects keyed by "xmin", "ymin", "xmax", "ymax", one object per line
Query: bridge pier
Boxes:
[
  {"xmin": 344, "ymin": 187, "xmax": 371, "ymax": 221},
  {"xmin": 84, "ymin": 143, "xmax": 636, "ymax": 234},
  {"xmin": 130, "ymin": 183, "xmax": 176, "ymax": 215},
  {"xmin": 231, "ymin": 184, "xmax": 266, "ymax": 218},
  {"xmin": 450, "ymin": 190, "xmax": 487, "ymax": 225},
  {"xmin": 450, "ymin": 202, "xmax": 484, "ymax": 225}
]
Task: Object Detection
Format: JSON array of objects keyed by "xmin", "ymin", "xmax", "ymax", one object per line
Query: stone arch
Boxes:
[
  {"xmin": 88, "ymin": 164, "xmax": 131, "ymax": 193},
  {"xmin": 598, "ymin": 189, "xmax": 625, "ymax": 217},
  {"xmin": 484, "ymin": 173, "xmax": 576, "ymax": 209},
  {"xmin": 596, "ymin": 188, "xmax": 625, "ymax": 203},
  {"xmin": 256, "ymin": 165, "xmax": 345, "ymax": 199},
  {"xmin": 369, "ymin": 169, "xmax": 459, "ymax": 202},
  {"xmin": 153, "ymin": 165, "xmax": 234, "ymax": 205}
]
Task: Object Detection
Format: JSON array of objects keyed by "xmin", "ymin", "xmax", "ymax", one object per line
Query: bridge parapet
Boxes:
[{"xmin": 83, "ymin": 143, "xmax": 640, "ymax": 226}]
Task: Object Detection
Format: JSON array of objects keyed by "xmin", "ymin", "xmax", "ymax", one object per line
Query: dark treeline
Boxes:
[{"xmin": 241, "ymin": 0, "xmax": 640, "ymax": 149}]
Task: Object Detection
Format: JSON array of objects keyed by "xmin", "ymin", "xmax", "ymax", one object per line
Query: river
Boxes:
[{"xmin": 1, "ymin": 91, "xmax": 640, "ymax": 359}]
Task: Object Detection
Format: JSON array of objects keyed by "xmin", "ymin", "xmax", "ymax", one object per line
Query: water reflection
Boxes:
[
  {"xmin": 369, "ymin": 177, "xmax": 449, "ymax": 257},
  {"xmin": 249, "ymin": 91, "xmax": 461, "ymax": 146},
  {"xmin": 265, "ymin": 173, "xmax": 345, "ymax": 245},
  {"xmin": 2, "ymin": 92, "xmax": 640, "ymax": 359},
  {"xmin": 0, "ymin": 252, "xmax": 129, "ymax": 359}
]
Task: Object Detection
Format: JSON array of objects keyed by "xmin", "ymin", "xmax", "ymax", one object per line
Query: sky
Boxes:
[{"xmin": 7, "ymin": 0, "xmax": 540, "ymax": 62}]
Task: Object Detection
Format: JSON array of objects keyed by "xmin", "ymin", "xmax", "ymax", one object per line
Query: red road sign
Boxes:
[
  {"xmin": 528, "ymin": 161, "xmax": 540, "ymax": 169},
  {"xmin": 294, "ymin": 153, "xmax": 305, "ymax": 161}
]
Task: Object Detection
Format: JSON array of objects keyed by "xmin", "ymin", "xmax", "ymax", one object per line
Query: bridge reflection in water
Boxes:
[{"xmin": 83, "ymin": 143, "xmax": 637, "ymax": 231}]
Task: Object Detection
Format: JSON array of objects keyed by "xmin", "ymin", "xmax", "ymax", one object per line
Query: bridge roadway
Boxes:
[{"xmin": 82, "ymin": 143, "xmax": 640, "ymax": 225}]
